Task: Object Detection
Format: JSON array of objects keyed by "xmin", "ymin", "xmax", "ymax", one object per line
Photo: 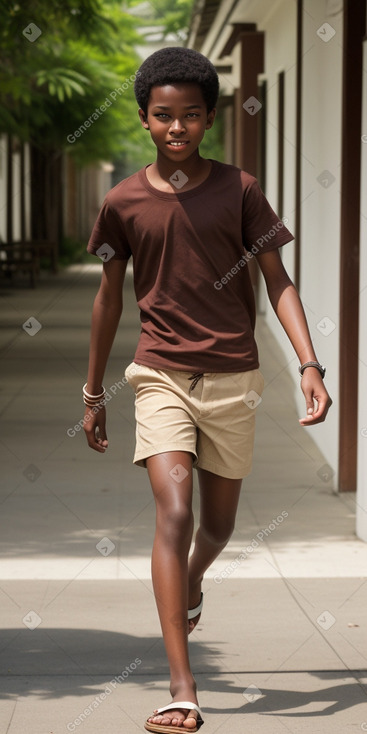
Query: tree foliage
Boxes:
[
  {"xmin": 129, "ymin": 0, "xmax": 194, "ymax": 40},
  {"xmin": 0, "ymin": 0, "xmax": 143, "ymax": 163},
  {"xmin": 0, "ymin": 0, "xmax": 223, "ymax": 169}
]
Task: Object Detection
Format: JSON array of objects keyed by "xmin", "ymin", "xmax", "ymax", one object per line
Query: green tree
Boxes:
[
  {"xmin": 129, "ymin": 0, "xmax": 194, "ymax": 40},
  {"xmin": 0, "ymin": 0, "xmax": 224, "ymax": 253},
  {"xmin": 0, "ymin": 0, "xmax": 142, "ymax": 245}
]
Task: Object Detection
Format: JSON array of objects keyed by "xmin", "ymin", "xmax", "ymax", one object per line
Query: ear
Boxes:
[
  {"xmin": 205, "ymin": 108, "xmax": 216, "ymax": 130},
  {"xmin": 138, "ymin": 108, "xmax": 150, "ymax": 129}
]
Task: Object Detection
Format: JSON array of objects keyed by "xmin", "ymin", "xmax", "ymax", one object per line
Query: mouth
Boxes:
[{"xmin": 166, "ymin": 140, "xmax": 189, "ymax": 149}]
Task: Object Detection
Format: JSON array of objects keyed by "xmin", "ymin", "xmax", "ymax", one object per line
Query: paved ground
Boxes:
[{"xmin": 1, "ymin": 265, "xmax": 367, "ymax": 734}]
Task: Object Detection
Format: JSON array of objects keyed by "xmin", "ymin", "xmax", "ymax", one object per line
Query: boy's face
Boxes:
[{"xmin": 139, "ymin": 82, "xmax": 216, "ymax": 162}]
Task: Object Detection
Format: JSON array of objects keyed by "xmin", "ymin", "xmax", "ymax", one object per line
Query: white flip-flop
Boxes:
[
  {"xmin": 188, "ymin": 592, "xmax": 203, "ymax": 631},
  {"xmin": 144, "ymin": 701, "xmax": 204, "ymax": 733}
]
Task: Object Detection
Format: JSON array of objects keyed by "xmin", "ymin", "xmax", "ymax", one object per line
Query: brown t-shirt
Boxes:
[{"xmin": 87, "ymin": 160, "xmax": 294, "ymax": 372}]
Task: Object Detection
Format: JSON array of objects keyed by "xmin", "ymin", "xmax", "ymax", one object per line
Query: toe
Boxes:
[
  {"xmin": 188, "ymin": 614, "xmax": 201, "ymax": 634},
  {"xmin": 169, "ymin": 711, "xmax": 186, "ymax": 726},
  {"xmin": 183, "ymin": 712, "xmax": 198, "ymax": 729}
]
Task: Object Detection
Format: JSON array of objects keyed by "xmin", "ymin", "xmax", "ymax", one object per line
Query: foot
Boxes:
[
  {"xmin": 188, "ymin": 579, "xmax": 202, "ymax": 635},
  {"xmin": 147, "ymin": 706, "xmax": 199, "ymax": 730},
  {"xmin": 147, "ymin": 684, "xmax": 200, "ymax": 730}
]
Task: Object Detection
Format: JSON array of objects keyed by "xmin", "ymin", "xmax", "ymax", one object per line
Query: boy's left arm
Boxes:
[{"xmin": 256, "ymin": 249, "xmax": 332, "ymax": 425}]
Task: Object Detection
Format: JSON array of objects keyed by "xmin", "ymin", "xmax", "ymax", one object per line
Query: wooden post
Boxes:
[
  {"xmin": 338, "ymin": 0, "xmax": 365, "ymax": 490},
  {"xmin": 6, "ymin": 134, "xmax": 13, "ymax": 244}
]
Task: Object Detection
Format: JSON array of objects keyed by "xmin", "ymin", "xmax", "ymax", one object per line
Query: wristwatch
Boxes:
[{"xmin": 298, "ymin": 361, "xmax": 326, "ymax": 379}]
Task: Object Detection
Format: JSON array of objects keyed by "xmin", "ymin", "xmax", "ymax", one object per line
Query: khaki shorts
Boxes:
[{"xmin": 124, "ymin": 362, "xmax": 265, "ymax": 479}]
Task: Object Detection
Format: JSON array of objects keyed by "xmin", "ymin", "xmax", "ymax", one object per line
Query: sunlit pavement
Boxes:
[{"xmin": 1, "ymin": 265, "xmax": 366, "ymax": 733}]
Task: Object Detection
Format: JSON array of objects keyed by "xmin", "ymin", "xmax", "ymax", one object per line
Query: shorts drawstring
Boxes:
[{"xmin": 188, "ymin": 372, "xmax": 204, "ymax": 393}]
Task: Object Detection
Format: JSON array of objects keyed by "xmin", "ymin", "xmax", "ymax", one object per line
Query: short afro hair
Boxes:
[{"xmin": 134, "ymin": 46, "xmax": 219, "ymax": 116}]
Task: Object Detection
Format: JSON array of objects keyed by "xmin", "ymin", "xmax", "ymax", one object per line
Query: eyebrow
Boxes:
[{"xmin": 152, "ymin": 104, "xmax": 202, "ymax": 110}]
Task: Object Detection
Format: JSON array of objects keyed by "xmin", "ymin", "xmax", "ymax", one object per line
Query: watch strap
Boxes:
[{"xmin": 299, "ymin": 361, "xmax": 326, "ymax": 379}]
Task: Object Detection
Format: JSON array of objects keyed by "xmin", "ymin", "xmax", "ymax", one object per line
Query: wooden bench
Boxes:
[
  {"xmin": 0, "ymin": 242, "xmax": 39, "ymax": 288},
  {"xmin": 0, "ymin": 239, "xmax": 58, "ymax": 287}
]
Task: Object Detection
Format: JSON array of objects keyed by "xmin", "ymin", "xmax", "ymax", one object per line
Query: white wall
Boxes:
[
  {"xmin": 259, "ymin": 0, "xmax": 297, "ymax": 281},
  {"xmin": 258, "ymin": 0, "xmax": 342, "ymax": 483},
  {"xmin": 357, "ymin": 40, "xmax": 367, "ymax": 540},
  {"xmin": 12, "ymin": 147, "xmax": 22, "ymax": 241},
  {"xmin": 24, "ymin": 143, "xmax": 31, "ymax": 240},
  {"xmin": 196, "ymin": 0, "xmax": 349, "ymax": 492},
  {"xmin": 0, "ymin": 136, "xmax": 6, "ymax": 242},
  {"xmin": 0, "ymin": 137, "xmax": 32, "ymax": 243}
]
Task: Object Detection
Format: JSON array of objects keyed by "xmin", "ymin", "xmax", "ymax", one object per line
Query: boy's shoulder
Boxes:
[
  {"xmin": 213, "ymin": 159, "xmax": 257, "ymax": 184},
  {"xmin": 205, "ymin": 160, "xmax": 259, "ymax": 193},
  {"xmin": 104, "ymin": 168, "xmax": 143, "ymax": 206},
  {"xmin": 209, "ymin": 161, "xmax": 264, "ymax": 204}
]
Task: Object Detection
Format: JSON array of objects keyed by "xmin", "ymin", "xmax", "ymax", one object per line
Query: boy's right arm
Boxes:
[{"xmin": 83, "ymin": 258, "xmax": 128, "ymax": 452}]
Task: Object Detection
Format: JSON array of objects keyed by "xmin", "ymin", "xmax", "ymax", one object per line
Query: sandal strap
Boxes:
[
  {"xmin": 188, "ymin": 592, "xmax": 203, "ymax": 620},
  {"xmin": 153, "ymin": 701, "xmax": 203, "ymax": 720}
]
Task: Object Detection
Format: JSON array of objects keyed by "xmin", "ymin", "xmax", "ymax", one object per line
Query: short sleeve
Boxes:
[
  {"xmin": 87, "ymin": 199, "xmax": 132, "ymax": 261},
  {"xmin": 242, "ymin": 177, "xmax": 294, "ymax": 254}
]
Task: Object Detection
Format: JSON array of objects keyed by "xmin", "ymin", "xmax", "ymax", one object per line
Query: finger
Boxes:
[
  {"xmin": 84, "ymin": 424, "xmax": 108, "ymax": 452},
  {"xmin": 96, "ymin": 424, "xmax": 108, "ymax": 441},
  {"xmin": 303, "ymin": 392, "xmax": 315, "ymax": 416},
  {"xmin": 86, "ymin": 431, "xmax": 107, "ymax": 452},
  {"xmin": 299, "ymin": 397, "xmax": 331, "ymax": 425},
  {"xmin": 92, "ymin": 441, "xmax": 107, "ymax": 453},
  {"xmin": 95, "ymin": 425, "xmax": 108, "ymax": 448},
  {"xmin": 299, "ymin": 413, "xmax": 321, "ymax": 425},
  {"xmin": 96, "ymin": 437, "xmax": 108, "ymax": 450}
]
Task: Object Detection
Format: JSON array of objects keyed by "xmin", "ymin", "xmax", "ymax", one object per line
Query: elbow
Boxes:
[
  {"xmin": 266, "ymin": 277, "xmax": 294, "ymax": 310},
  {"xmin": 266, "ymin": 273, "xmax": 294, "ymax": 297}
]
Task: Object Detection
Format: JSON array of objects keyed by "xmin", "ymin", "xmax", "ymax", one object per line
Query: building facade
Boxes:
[{"xmin": 188, "ymin": 0, "xmax": 367, "ymax": 539}]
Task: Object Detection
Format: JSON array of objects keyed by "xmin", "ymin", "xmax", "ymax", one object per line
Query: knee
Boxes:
[
  {"xmin": 200, "ymin": 520, "xmax": 234, "ymax": 546},
  {"xmin": 156, "ymin": 503, "xmax": 194, "ymax": 544}
]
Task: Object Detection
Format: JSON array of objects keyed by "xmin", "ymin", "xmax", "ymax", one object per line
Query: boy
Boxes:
[{"xmin": 83, "ymin": 47, "xmax": 331, "ymax": 732}]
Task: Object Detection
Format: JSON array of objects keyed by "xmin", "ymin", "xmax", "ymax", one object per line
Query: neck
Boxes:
[{"xmin": 154, "ymin": 149, "xmax": 206, "ymax": 180}]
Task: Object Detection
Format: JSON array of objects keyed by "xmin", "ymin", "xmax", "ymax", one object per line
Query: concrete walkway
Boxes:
[{"xmin": 1, "ymin": 265, "xmax": 366, "ymax": 734}]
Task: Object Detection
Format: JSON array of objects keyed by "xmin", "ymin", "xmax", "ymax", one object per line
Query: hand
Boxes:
[
  {"xmin": 299, "ymin": 368, "xmax": 332, "ymax": 425},
  {"xmin": 83, "ymin": 405, "xmax": 108, "ymax": 452}
]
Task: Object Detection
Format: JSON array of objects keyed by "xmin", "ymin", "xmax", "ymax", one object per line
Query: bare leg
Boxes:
[
  {"xmin": 188, "ymin": 468, "xmax": 242, "ymax": 632},
  {"xmin": 146, "ymin": 451, "xmax": 199, "ymax": 730}
]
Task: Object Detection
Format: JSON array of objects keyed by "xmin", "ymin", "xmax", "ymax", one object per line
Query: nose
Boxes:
[{"xmin": 169, "ymin": 118, "xmax": 186, "ymax": 134}]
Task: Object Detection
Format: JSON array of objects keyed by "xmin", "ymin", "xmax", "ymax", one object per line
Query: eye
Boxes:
[
  {"xmin": 187, "ymin": 113, "xmax": 199, "ymax": 118},
  {"xmin": 154, "ymin": 113, "xmax": 170, "ymax": 119}
]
